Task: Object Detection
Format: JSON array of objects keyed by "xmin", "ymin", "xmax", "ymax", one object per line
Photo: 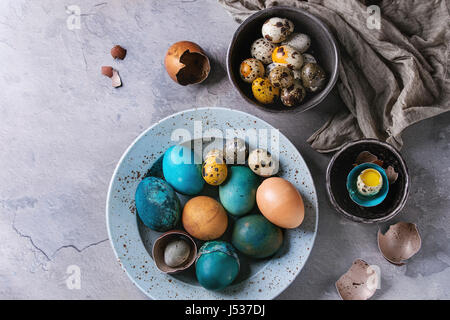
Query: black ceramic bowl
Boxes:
[
  {"xmin": 227, "ymin": 6, "xmax": 339, "ymax": 113},
  {"xmin": 326, "ymin": 139, "xmax": 410, "ymax": 223}
]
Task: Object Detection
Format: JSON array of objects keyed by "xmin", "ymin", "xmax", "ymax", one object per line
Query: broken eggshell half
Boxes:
[
  {"xmin": 336, "ymin": 259, "xmax": 379, "ymax": 300},
  {"xmin": 378, "ymin": 222, "xmax": 421, "ymax": 265},
  {"xmin": 164, "ymin": 41, "xmax": 210, "ymax": 86},
  {"xmin": 152, "ymin": 230, "xmax": 197, "ymax": 274}
]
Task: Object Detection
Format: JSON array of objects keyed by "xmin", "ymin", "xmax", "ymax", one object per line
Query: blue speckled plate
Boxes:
[{"xmin": 106, "ymin": 107, "xmax": 318, "ymax": 300}]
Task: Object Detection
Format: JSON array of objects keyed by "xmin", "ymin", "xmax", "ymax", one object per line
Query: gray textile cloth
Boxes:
[{"xmin": 219, "ymin": 0, "xmax": 450, "ymax": 152}]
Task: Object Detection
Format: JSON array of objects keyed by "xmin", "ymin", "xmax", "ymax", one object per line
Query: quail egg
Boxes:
[
  {"xmin": 251, "ymin": 77, "xmax": 280, "ymax": 104},
  {"xmin": 250, "ymin": 38, "xmax": 276, "ymax": 64},
  {"xmin": 268, "ymin": 65, "xmax": 294, "ymax": 88},
  {"xmin": 262, "ymin": 17, "xmax": 294, "ymax": 43},
  {"xmin": 302, "ymin": 53, "xmax": 317, "ymax": 64},
  {"xmin": 281, "ymin": 79, "xmax": 306, "ymax": 107},
  {"xmin": 356, "ymin": 168, "xmax": 382, "ymax": 196},
  {"xmin": 202, "ymin": 153, "xmax": 228, "ymax": 186},
  {"xmin": 301, "ymin": 63, "xmax": 327, "ymax": 92},
  {"xmin": 272, "ymin": 45, "xmax": 304, "ymax": 70},
  {"xmin": 265, "ymin": 62, "xmax": 281, "ymax": 77},
  {"xmin": 248, "ymin": 148, "xmax": 278, "ymax": 177},
  {"xmin": 164, "ymin": 239, "xmax": 191, "ymax": 267},
  {"xmin": 282, "ymin": 33, "xmax": 311, "ymax": 53},
  {"xmin": 240, "ymin": 58, "xmax": 265, "ymax": 83},
  {"xmin": 224, "ymin": 138, "xmax": 248, "ymax": 165}
]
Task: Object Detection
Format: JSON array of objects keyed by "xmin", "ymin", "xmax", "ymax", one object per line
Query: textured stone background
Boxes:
[{"xmin": 0, "ymin": 0, "xmax": 448, "ymax": 299}]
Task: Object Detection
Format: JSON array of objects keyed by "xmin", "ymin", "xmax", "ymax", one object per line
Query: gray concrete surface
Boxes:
[{"xmin": 0, "ymin": 0, "xmax": 448, "ymax": 299}]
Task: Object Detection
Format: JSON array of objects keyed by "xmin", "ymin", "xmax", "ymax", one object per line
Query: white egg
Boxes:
[
  {"xmin": 282, "ymin": 33, "xmax": 311, "ymax": 53},
  {"xmin": 251, "ymin": 38, "xmax": 276, "ymax": 64},
  {"xmin": 262, "ymin": 17, "xmax": 294, "ymax": 43}
]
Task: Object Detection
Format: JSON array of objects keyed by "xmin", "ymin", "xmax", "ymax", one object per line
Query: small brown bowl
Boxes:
[
  {"xmin": 226, "ymin": 6, "xmax": 339, "ymax": 113},
  {"xmin": 152, "ymin": 230, "xmax": 197, "ymax": 274},
  {"xmin": 326, "ymin": 139, "xmax": 409, "ymax": 223}
]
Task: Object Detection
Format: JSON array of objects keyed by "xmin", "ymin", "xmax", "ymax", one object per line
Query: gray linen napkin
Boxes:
[{"xmin": 219, "ymin": 0, "xmax": 450, "ymax": 152}]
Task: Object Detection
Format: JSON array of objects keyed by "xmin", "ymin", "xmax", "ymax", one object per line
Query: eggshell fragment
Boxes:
[
  {"xmin": 111, "ymin": 69, "xmax": 122, "ymax": 88},
  {"xmin": 256, "ymin": 177, "xmax": 304, "ymax": 228},
  {"xmin": 164, "ymin": 41, "xmax": 210, "ymax": 86},
  {"xmin": 101, "ymin": 66, "xmax": 113, "ymax": 78},
  {"xmin": 111, "ymin": 45, "xmax": 127, "ymax": 60},
  {"xmin": 385, "ymin": 165, "xmax": 399, "ymax": 184},
  {"xmin": 378, "ymin": 222, "xmax": 421, "ymax": 265},
  {"xmin": 336, "ymin": 259, "xmax": 379, "ymax": 300}
]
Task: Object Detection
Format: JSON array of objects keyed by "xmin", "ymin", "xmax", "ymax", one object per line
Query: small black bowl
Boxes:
[
  {"xmin": 326, "ymin": 139, "xmax": 409, "ymax": 223},
  {"xmin": 227, "ymin": 6, "xmax": 339, "ymax": 113}
]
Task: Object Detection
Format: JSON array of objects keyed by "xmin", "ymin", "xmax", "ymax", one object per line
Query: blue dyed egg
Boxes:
[
  {"xmin": 135, "ymin": 177, "xmax": 181, "ymax": 232},
  {"xmin": 232, "ymin": 214, "xmax": 283, "ymax": 258},
  {"xmin": 219, "ymin": 166, "xmax": 260, "ymax": 216},
  {"xmin": 196, "ymin": 241, "xmax": 240, "ymax": 291},
  {"xmin": 162, "ymin": 145, "xmax": 205, "ymax": 195}
]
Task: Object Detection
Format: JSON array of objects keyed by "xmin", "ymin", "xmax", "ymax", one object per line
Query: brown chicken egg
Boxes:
[
  {"xmin": 256, "ymin": 177, "xmax": 304, "ymax": 228},
  {"xmin": 164, "ymin": 41, "xmax": 210, "ymax": 85}
]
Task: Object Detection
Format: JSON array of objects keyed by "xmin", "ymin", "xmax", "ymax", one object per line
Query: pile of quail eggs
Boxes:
[{"xmin": 239, "ymin": 17, "xmax": 327, "ymax": 107}]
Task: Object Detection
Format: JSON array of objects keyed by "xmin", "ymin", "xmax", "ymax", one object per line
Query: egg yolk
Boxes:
[{"xmin": 360, "ymin": 169, "xmax": 381, "ymax": 187}]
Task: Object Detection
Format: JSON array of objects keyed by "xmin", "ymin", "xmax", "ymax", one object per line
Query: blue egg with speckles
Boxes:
[
  {"xmin": 196, "ymin": 241, "xmax": 240, "ymax": 291},
  {"xmin": 163, "ymin": 145, "xmax": 204, "ymax": 195},
  {"xmin": 219, "ymin": 166, "xmax": 260, "ymax": 216},
  {"xmin": 135, "ymin": 177, "xmax": 181, "ymax": 232},
  {"xmin": 232, "ymin": 214, "xmax": 283, "ymax": 258}
]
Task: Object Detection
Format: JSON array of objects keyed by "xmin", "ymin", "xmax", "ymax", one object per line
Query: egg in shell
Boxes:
[
  {"xmin": 262, "ymin": 17, "xmax": 294, "ymax": 43},
  {"xmin": 268, "ymin": 65, "xmax": 294, "ymax": 88},
  {"xmin": 162, "ymin": 145, "xmax": 204, "ymax": 195},
  {"xmin": 248, "ymin": 148, "xmax": 278, "ymax": 177},
  {"xmin": 182, "ymin": 196, "xmax": 228, "ymax": 240},
  {"xmin": 272, "ymin": 45, "xmax": 304, "ymax": 70},
  {"xmin": 202, "ymin": 156, "xmax": 227, "ymax": 186},
  {"xmin": 281, "ymin": 79, "xmax": 306, "ymax": 107},
  {"xmin": 265, "ymin": 62, "xmax": 281, "ymax": 77},
  {"xmin": 251, "ymin": 77, "xmax": 280, "ymax": 104},
  {"xmin": 256, "ymin": 177, "xmax": 304, "ymax": 228},
  {"xmin": 282, "ymin": 33, "xmax": 311, "ymax": 53},
  {"xmin": 302, "ymin": 53, "xmax": 317, "ymax": 64},
  {"xmin": 219, "ymin": 166, "xmax": 260, "ymax": 217},
  {"xmin": 224, "ymin": 138, "xmax": 248, "ymax": 165},
  {"xmin": 196, "ymin": 241, "xmax": 239, "ymax": 291},
  {"xmin": 232, "ymin": 214, "xmax": 283, "ymax": 259},
  {"xmin": 301, "ymin": 62, "xmax": 327, "ymax": 92},
  {"xmin": 135, "ymin": 177, "xmax": 181, "ymax": 232},
  {"xmin": 240, "ymin": 58, "xmax": 265, "ymax": 83},
  {"xmin": 251, "ymin": 38, "xmax": 276, "ymax": 64}
]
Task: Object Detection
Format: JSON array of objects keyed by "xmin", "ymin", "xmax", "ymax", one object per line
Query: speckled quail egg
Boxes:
[
  {"xmin": 202, "ymin": 153, "xmax": 228, "ymax": 186},
  {"xmin": 301, "ymin": 62, "xmax": 327, "ymax": 92},
  {"xmin": 251, "ymin": 77, "xmax": 280, "ymax": 104},
  {"xmin": 268, "ymin": 65, "xmax": 294, "ymax": 88},
  {"xmin": 265, "ymin": 62, "xmax": 282, "ymax": 77},
  {"xmin": 262, "ymin": 17, "xmax": 294, "ymax": 43},
  {"xmin": 302, "ymin": 53, "xmax": 317, "ymax": 64},
  {"xmin": 282, "ymin": 33, "xmax": 311, "ymax": 53},
  {"xmin": 224, "ymin": 138, "xmax": 248, "ymax": 165},
  {"xmin": 240, "ymin": 58, "xmax": 265, "ymax": 83},
  {"xmin": 248, "ymin": 148, "xmax": 278, "ymax": 177},
  {"xmin": 272, "ymin": 45, "xmax": 304, "ymax": 70},
  {"xmin": 251, "ymin": 38, "xmax": 276, "ymax": 64},
  {"xmin": 281, "ymin": 79, "xmax": 306, "ymax": 107}
]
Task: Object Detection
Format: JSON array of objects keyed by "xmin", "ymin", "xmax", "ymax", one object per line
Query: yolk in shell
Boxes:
[{"xmin": 360, "ymin": 169, "xmax": 381, "ymax": 187}]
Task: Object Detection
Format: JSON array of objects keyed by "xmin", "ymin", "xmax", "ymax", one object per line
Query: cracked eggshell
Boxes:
[
  {"xmin": 262, "ymin": 17, "xmax": 294, "ymax": 43},
  {"xmin": 282, "ymin": 33, "xmax": 311, "ymax": 53},
  {"xmin": 272, "ymin": 45, "xmax": 304, "ymax": 70},
  {"xmin": 336, "ymin": 259, "xmax": 379, "ymax": 300},
  {"xmin": 164, "ymin": 41, "xmax": 210, "ymax": 86},
  {"xmin": 152, "ymin": 230, "xmax": 197, "ymax": 274},
  {"xmin": 251, "ymin": 38, "xmax": 276, "ymax": 64},
  {"xmin": 378, "ymin": 222, "xmax": 421, "ymax": 265},
  {"xmin": 240, "ymin": 58, "xmax": 265, "ymax": 83}
]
